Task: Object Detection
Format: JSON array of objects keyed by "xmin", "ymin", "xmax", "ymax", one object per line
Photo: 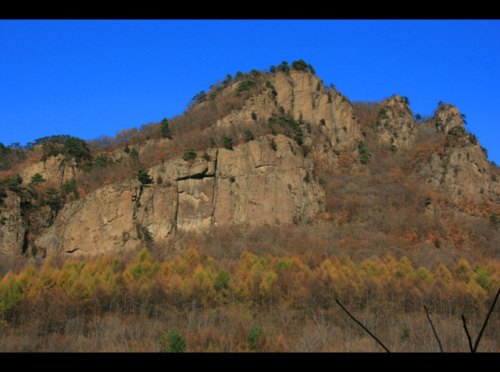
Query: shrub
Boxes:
[
  {"xmin": 248, "ymin": 326, "xmax": 267, "ymax": 351},
  {"xmin": 137, "ymin": 226, "xmax": 153, "ymax": 242},
  {"xmin": 223, "ymin": 137, "xmax": 233, "ymax": 150},
  {"xmin": 448, "ymin": 125, "xmax": 466, "ymax": 136},
  {"xmin": 243, "ymin": 130, "xmax": 254, "ymax": 143},
  {"xmin": 236, "ymin": 80, "xmax": 256, "ymax": 93},
  {"xmin": 182, "ymin": 148, "xmax": 197, "ymax": 161}
]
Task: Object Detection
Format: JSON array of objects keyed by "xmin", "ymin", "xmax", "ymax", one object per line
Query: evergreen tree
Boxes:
[
  {"xmin": 160, "ymin": 118, "xmax": 172, "ymax": 139},
  {"xmin": 160, "ymin": 331, "xmax": 186, "ymax": 352},
  {"xmin": 358, "ymin": 141, "xmax": 372, "ymax": 164},
  {"xmin": 137, "ymin": 169, "xmax": 153, "ymax": 185},
  {"xmin": 182, "ymin": 148, "xmax": 197, "ymax": 161},
  {"xmin": 63, "ymin": 136, "xmax": 92, "ymax": 165},
  {"xmin": 223, "ymin": 136, "xmax": 233, "ymax": 150},
  {"xmin": 28, "ymin": 173, "xmax": 45, "ymax": 188}
]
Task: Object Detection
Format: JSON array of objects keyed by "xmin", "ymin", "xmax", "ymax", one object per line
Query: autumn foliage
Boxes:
[{"xmin": 0, "ymin": 244, "xmax": 498, "ymax": 352}]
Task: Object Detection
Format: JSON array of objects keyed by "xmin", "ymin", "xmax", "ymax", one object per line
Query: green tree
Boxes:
[
  {"xmin": 61, "ymin": 178, "xmax": 79, "ymax": 199},
  {"xmin": 160, "ymin": 331, "xmax": 186, "ymax": 352},
  {"xmin": 182, "ymin": 148, "xmax": 197, "ymax": 161},
  {"xmin": 137, "ymin": 226, "xmax": 153, "ymax": 242},
  {"xmin": 63, "ymin": 136, "xmax": 92, "ymax": 165},
  {"xmin": 236, "ymin": 80, "xmax": 257, "ymax": 93},
  {"xmin": 0, "ymin": 273, "xmax": 22, "ymax": 320},
  {"xmin": 1, "ymin": 174, "xmax": 23, "ymax": 193},
  {"xmin": 28, "ymin": 173, "xmax": 45, "ymax": 188},
  {"xmin": 277, "ymin": 61, "xmax": 290, "ymax": 74},
  {"xmin": 129, "ymin": 148, "xmax": 139, "ymax": 159},
  {"xmin": 45, "ymin": 187, "xmax": 62, "ymax": 212},
  {"xmin": 248, "ymin": 326, "xmax": 268, "ymax": 351},
  {"xmin": 137, "ymin": 169, "xmax": 153, "ymax": 185},
  {"xmin": 160, "ymin": 118, "xmax": 172, "ymax": 139},
  {"xmin": 214, "ymin": 269, "xmax": 231, "ymax": 290},
  {"xmin": 92, "ymin": 155, "xmax": 109, "ymax": 169},
  {"xmin": 358, "ymin": 141, "xmax": 372, "ymax": 164},
  {"xmin": 223, "ymin": 137, "xmax": 233, "ymax": 150}
]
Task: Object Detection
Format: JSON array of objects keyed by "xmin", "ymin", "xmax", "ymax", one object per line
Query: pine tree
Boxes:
[
  {"xmin": 160, "ymin": 331, "xmax": 186, "ymax": 352},
  {"xmin": 137, "ymin": 169, "xmax": 153, "ymax": 185},
  {"xmin": 160, "ymin": 118, "xmax": 172, "ymax": 139}
]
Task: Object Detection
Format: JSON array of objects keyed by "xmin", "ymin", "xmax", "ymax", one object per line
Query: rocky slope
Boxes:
[{"xmin": 1, "ymin": 67, "xmax": 498, "ymax": 257}]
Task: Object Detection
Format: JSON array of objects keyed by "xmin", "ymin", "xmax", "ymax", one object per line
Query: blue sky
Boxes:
[{"xmin": 1, "ymin": 19, "xmax": 499, "ymax": 164}]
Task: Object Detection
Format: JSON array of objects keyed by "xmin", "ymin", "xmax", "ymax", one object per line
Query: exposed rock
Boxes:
[
  {"xmin": 413, "ymin": 103, "xmax": 499, "ymax": 202},
  {"xmin": 212, "ymin": 135, "xmax": 324, "ymax": 227},
  {"xmin": 371, "ymin": 95, "xmax": 417, "ymax": 150},
  {"xmin": 0, "ymin": 191, "xmax": 26, "ymax": 256},
  {"xmin": 271, "ymin": 70, "xmax": 362, "ymax": 152},
  {"xmin": 34, "ymin": 134, "xmax": 325, "ymax": 256},
  {"xmin": 212, "ymin": 70, "xmax": 361, "ymax": 171},
  {"xmin": 20, "ymin": 154, "xmax": 80, "ymax": 187},
  {"xmin": 433, "ymin": 103, "xmax": 466, "ymax": 134},
  {"xmin": 34, "ymin": 180, "xmax": 142, "ymax": 257},
  {"xmin": 420, "ymin": 126, "xmax": 499, "ymax": 202}
]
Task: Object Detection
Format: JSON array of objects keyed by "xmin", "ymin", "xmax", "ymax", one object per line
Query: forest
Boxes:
[
  {"xmin": 0, "ymin": 241, "xmax": 498, "ymax": 352},
  {"xmin": 0, "ymin": 61, "xmax": 499, "ymax": 352}
]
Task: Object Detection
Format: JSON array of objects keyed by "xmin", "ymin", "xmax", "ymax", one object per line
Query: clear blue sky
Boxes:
[{"xmin": 1, "ymin": 19, "xmax": 499, "ymax": 164}]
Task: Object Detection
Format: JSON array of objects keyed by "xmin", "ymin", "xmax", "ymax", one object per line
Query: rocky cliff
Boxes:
[
  {"xmin": 33, "ymin": 134, "xmax": 324, "ymax": 256},
  {"xmin": 1, "ymin": 67, "xmax": 498, "ymax": 257}
]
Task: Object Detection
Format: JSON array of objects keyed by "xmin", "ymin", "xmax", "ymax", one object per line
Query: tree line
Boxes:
[{"xmin": 0, "ymin": 247, "xmax": 498, "ymax": 351}]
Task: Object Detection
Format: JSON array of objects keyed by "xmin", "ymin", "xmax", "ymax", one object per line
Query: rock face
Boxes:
[
  {"xmin": 419, "ymin": 106, "xmax": 499, "ymax": 202},
  {"xmin": 370, "ymin": 95, "xmax": 417, "ymax": 150},
  {"xmin": 20, "ymin": 154, "xmax": 80, "ymax": 187},
  {"xmin": 0, "ymin": 191, "xmax": 26, "ymax": 256},
  {"xmin": 34, "ymin": 180, "xmax": 141, "ymax": 256},
  {"xmin": 213, "ymin": 70, "xmax": 362, "ymax": 168},
  {"xmin": 35, "ymin": 134, "xmax": 325, "ymax": 256},
  {"xmin": 212, "ymin": 135, "xmax": 324, "ymax": 227}
]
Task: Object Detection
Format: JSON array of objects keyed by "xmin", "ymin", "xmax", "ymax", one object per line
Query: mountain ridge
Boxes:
[{"xmin": 1, "ymin": 62, "xmax": 498, "ymax": 261}]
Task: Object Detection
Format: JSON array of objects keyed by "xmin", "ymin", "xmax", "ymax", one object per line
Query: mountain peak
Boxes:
[{"xmin": 1, "ymin": 62, "xmax": 498, "ymax": 259}]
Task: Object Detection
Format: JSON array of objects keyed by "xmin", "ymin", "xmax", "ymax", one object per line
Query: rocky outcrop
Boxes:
[
  {"xmin": 213, "ymin": 70, "xmax": 362, "ymax": 169},
  {"xmin": 34, "ymin": 134, "xmax": 325, "ymax": 256},
  {"xmin": 371, "ymin": 95, "xmax": 417, "ymax": 151},
  {"xmin": 0, "ymin": 191, "xmax": 26, "ymax": 256},
  {"xmin": 34, "ymin": 180, "xmax": 142, "ymax": 256},
  {"xmin": 420, "ymin": 129, "xmax": 499, "ymax": 202},
  {"xmin": 20, "ymin": 154, "xmax": 80, "ymax": 187},
  {"xmin": 212, "ymin": 135, "xmax": 324, "ymax": 227},
  {"xmin": 418, "ymin": 104, "xmax": 500, "ymax": 202}
]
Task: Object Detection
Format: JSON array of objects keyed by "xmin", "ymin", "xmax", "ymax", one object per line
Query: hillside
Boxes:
[
  {"xmin": 0, "ymin": 60, "xmax": 499, "ymax": 351},
  {"xmin": 1, "ymin": 60, "xmax": 498, "ymax": 262}
]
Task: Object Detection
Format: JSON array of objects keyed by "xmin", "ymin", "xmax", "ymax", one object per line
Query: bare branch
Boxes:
[
  {"xmin": 335, "ymin": 298, "xmax": 390, "ymax": 353},
  {"xmin": 424, "ymin": 305, "xmax": 444, "ymax": 352},
  {"xmin": 461, "ymin": 315, "xmax": 474, "ymax": 353},
  {"xmin": 461, "ymin": 286, "xmax": 500, "ymax": 353},
  {"xmin": 472, "ymin": 286, "xmax": 500, "ymax": 353}
]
